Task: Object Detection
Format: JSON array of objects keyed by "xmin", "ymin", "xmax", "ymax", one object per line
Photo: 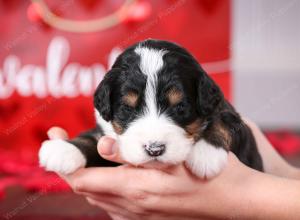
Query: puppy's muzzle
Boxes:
[{"xmin": 144, "ymin": 142, "xmax": 166, "ymax": 157}]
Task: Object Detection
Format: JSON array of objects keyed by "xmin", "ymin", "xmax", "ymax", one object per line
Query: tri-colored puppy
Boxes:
[{"xmin": 39, "ymin": 39, "xmax": 263, "ymax": 178}]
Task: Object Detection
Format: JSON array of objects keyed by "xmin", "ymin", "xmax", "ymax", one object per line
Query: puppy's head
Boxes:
[{"xmin": 94, "ymin": 39, "xmax": 223, "ymax": 166}]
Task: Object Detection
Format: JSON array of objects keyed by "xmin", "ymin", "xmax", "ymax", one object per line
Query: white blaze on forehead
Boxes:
[
  {"xmin": 114, "ymin": 46, "xmax": 193, "ymax": 166},
  {"xmin": 134, "ymin": 46, "xmax": 167, "ymax": 115}
]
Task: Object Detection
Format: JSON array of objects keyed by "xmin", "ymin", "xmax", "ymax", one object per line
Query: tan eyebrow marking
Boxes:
[
  {"xmin": 185, "ymin": 119, "xmax": 202, "ymax": 141},
  {"xmin": 122, "ymin": 91, "xmax": 139, "ymax": 107},
  {"xmin": 167, "ymin": 87, "xmax": 183, "ymax": 105}
]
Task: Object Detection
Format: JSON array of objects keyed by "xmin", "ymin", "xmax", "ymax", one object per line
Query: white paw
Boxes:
[
  {"xmin": 39, "ymin": 139, "xmax": 86, "ymax": 174},
  {"xmin": 186, "ymin": 140, "xmax": 228, "ymax": 179}
]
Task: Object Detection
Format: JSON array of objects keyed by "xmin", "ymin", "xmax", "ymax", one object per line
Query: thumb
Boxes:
[
  {"xmin": 97, "ymin": 136, "xmax": 126, "ymax": 164},
  {"xmin": 47, "ymin": 127, "xmax": 69, "ymax": 140}
]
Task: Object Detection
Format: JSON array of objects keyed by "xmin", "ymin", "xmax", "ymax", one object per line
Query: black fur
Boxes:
[
  {"xmin": 67, "ymin": 126, "xmax": 118, "ymax": 167},
  {"xmin": 68, "ymin": 39, "xmax": 263, "ymax": 172}
]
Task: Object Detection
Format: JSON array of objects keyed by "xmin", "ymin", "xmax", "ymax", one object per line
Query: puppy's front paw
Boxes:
[
  {"xmin": 39, "ymin": 139, "xmax": 86, "ymax": 174},
  {"xmin": 186, "ymin": 140, "xmax": 228, "ymax": 179}
]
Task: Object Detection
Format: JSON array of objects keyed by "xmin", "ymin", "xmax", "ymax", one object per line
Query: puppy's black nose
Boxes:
[{"xmin": 145, "ymin": 142, "xmax": 166, "ymax": 157}]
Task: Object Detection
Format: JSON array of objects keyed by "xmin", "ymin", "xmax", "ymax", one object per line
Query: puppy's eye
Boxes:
[
  {"xmin": 174, "ymin": 102, "xmax": 186, "ymax": 115},
  {"xmin": 121, "ymin": 104, "xmax": 133, "ymax": 112},
  {"xmin": 118, "ymin": 105, "xmax": 134, "ymax": 121}
]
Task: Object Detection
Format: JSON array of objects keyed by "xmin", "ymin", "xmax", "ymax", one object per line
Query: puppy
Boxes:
[{"xmin": 39, "ymin": 39, "xmax": 263, "ymax": 178}]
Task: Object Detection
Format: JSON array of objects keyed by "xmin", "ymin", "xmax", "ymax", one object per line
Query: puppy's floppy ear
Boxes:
[
  {"xmin": 94, "ymin": 69, "xmax": 117, "ymax": 121},
  {"xmin": 196, "ymin": 73, "xmax": 224, "ymax": 117}
]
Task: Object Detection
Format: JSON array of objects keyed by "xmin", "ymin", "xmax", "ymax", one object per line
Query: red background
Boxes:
[
  {"xmin": 0, "ymin": 0, "xmax": 230, "ymax": 194},
  {"xmin": 0, "ymin": 0, "xmax": 230, "ymax": 163}
]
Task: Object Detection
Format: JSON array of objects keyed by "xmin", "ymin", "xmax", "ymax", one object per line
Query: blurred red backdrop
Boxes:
[{"xmin": 0, "ymin": 0, "xmax": 230, "ymax": 193}]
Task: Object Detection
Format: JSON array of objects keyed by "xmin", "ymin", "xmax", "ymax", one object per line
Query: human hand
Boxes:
[
  {"xmin": 62, "ymin": 153, "xmax": 251, "ymax": 220},
  {"xmin": 47, "ymin": 127, "xmax": 251, "ymax": 220},
  {"xmin": 46, "ymin": 123, "xmax": 300, "ymax": 220},
  {"xmin": 46, "ymin": 119, "xmax": 300, "ymax": 180},
  {"xmin": 244, "ymin": 118, "xmax": 300, "ymax": 179}
]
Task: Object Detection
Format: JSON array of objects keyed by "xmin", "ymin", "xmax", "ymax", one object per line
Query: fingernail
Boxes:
[
  {"xmin": 99, "ymin": 137, "xmax": 117, "ymax": 156},
  {"xmin": 47, "ymin": 130, "xmax": 55, "ymax": 139},
  {"xmin": 111, "ymin": 142, "xmax": 117, "ymax": 155}
]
